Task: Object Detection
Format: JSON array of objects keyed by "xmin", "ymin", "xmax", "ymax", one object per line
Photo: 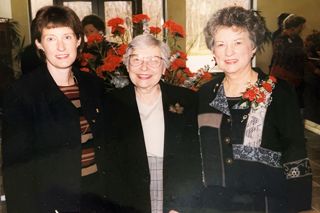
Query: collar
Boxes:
[{"xmin": 209, "ymin": 69, "xmax": 268, "ymax": 115}]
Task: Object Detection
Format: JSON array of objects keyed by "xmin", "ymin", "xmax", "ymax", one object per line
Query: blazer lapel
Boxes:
[
  {"xmin": 122, "ymin": 85, "xmax": 150, "ymax": 164},
  {"xmin": 38, "ymin": 66, "xmax": 77, "ymax": 116},
  {"xmin": 74, "ymin": 70, "xmax": 96, "ymax": 122}
]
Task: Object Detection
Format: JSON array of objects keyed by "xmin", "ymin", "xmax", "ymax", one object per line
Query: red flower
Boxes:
[
  {"xmin": 173, "ymin": 50, "xmax": 188, "ymax": 60},
  {"xmin": 163, "ymin": 20, "xmax": 185, "ymax": 38},
  {"xmin": 132, "ymin": 14, "xmax": 150, "ymax": 23},
  {"xmin": 241, "ymin": 75, "xmax": 277, "ymax": 109},
  {"xmin": 256, "ymin": 92, "xmax": 266, "ymax": 103},
  {"xmin": 243, "ymin": 87, "xmax": 257, "ymax": 102},
  {"xmin": 111, "ymin": 26, "xmax": 126, "ymax": 36},
  {"xmin": 171, "ymin": 58, "xmax": 186, "ymax": 71},
  {"xmin": 107, "ymin": 17, "xmax": 124, "ymax": 27},
  {"xmin": 269, "ymin": 75, "xmax": 277, "ymax": 83},
  {"xmin": 116, "ymin": 44, "xmax": 128, "ymax": 56},
  {"xmin": 202, "ymin": 71, "xmax": 212, "ymax": 81},
  {"xmin": 80, "ymin": 53, "xmax": 95, "ymax": 66},
  {"xmin": 150, "ymin": 26, "xmax": 161, "ymax": 35},
  {"xmin": 162, "ymin": 20, "xmax": 175, "ymax": 29},
  {"xmin": 256, "ymin": 92, "xmax": 266, "ymax": 104},
  {"xmin": 262, "ymin": 82, "xmax": 272, "ymax": 93},
  {"xmin": 82, "ymin": 53, "xmax": 95, "ymax": 60},
  {"xmin": 100, "ymin": 54, "xmax": 123, "ymax": 72},
  {"xmin": 87, "ymin": 33, "xmax": 104, "ymax": 45}
]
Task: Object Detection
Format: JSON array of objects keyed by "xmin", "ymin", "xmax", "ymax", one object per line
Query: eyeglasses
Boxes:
[{"xmin": 129, "ymin": 54, "xmax": 163, "ymax": 68}]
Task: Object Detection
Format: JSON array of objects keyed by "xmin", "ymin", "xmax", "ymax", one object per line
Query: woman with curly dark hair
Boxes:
[{"xmin": 199, "ymin": 6, "xmax": 312, "ymax": 212}]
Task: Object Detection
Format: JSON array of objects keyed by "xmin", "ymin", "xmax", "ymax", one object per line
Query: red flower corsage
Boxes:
[{"xmin": 240, "ymin": 75, "xmax": 277, "ymax": 109}]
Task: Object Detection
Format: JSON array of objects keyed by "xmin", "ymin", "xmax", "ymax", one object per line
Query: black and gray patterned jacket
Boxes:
[{"xmin": 198, "ymin": 70, "xmax": 312, "ymax": 212}]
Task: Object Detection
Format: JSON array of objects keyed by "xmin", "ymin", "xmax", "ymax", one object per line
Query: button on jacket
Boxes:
[{"xmin": 198, "ymin": 70, "xmax": 312, "ymax": 212}]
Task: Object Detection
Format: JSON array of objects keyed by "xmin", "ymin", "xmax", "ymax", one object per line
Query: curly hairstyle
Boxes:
[{"xmin": 204, "ymin": 6, "xmax": 269, "ymax": 52}]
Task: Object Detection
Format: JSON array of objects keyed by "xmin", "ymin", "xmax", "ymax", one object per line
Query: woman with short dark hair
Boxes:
[
  {"xmin": 2, "ymin": 5, "xmax": 119, "ymax": 212},
  {"xmin": 82, "ymin": 14, "xmax": 106, "ymax": 37}
]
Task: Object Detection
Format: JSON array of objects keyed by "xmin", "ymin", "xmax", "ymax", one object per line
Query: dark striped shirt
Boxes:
[{"xmin": 59, "ymin": 84, "xmax": 97, "ymax": 176}]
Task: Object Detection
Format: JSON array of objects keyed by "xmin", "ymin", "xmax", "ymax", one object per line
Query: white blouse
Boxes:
[{"xmin": 136, "ymin": 92, "xmax": 165, "ymax": 157}]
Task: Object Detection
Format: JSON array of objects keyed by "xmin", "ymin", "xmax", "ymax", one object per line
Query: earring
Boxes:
[{"xmin": 212, "ymin": 56, "xmax": 216, "ymax": 66}]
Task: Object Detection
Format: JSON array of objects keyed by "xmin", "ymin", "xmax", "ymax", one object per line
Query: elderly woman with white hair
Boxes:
[{"xmin": 107, "ymin": 34, "xmax": 202, "ymax": 213}]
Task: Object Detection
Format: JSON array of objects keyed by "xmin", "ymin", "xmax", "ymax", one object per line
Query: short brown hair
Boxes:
[{"xmin": 32, "ymin": 5, "xmax": 84, "ymax": 58}]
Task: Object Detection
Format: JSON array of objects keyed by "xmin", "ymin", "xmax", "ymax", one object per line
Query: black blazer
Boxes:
[
  {"xmin": 1, "ymin": 65, "xmax": 112, "ymax": 212},
  {"xmin": 108, "ymin": 82, "xmax": 202, "ymax": 213}
]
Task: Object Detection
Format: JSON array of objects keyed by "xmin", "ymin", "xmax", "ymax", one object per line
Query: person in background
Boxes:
[
  {"xmin": 304, "ymin": 31, "xmax": 320, "ymax": 124},
  {"xmin": 81, "ymin": 14, "xmax": 113, "ymax": 56},
  {"xmin": 78, "ymin": 14, "xmax": 119, "ymax": 78},
  {"xmin": 2, "ymin": 5, "xmax": 120, "ymax": 212},
  {"xmin": 82, "ymin": 14, "xmax": 106, "ymax": 38},
  {"xmin": 271, "ymin": 12, "xmax": 290, "ymax": 42},
  {"xmin": 270, "ymin": 14, "xmax": 307, "ymax": 109},
  {"xmin": 108, "ymin": 34, "xmax": 202, "ymax": 213},
  {"xmin": 199, "ymin": 6, "xmax": 312, "ymax": 212},
  {"xmin": 268, "ymin": 12, "xmax": 290, "ymax": 72}
]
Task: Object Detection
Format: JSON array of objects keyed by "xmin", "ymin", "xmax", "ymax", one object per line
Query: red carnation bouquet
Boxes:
[
  {"xmin": 79, "ymin": 13, "xmax": 213, "ymax": 91},
  {"xmin": 79, "ymin": 32, "xmax": 129, "ymax": 90}
]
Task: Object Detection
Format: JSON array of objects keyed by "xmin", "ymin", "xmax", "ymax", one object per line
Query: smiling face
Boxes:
[
  {"xmin": 35, "ymin": 26, "xmax": 81, "ymax": 72},
  {"xmin": 212, "ymin": 26, "xmax": 256, "ymax": 76},
  {"xmin": 127, "ymin": 46, "xmax": 165, "ymax": 91}
]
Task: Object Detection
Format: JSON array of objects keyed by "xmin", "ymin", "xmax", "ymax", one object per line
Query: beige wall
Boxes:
[
  {"xmin": 256, "ymin": 0, "xmax": 320, "ymax": 73},
  {"xmin": 167, "ymin": 0, "xmax": 186, "ymax": 51},
  {"xmin": 11, "ymin": 0, "xmax": 31, "ymax": 45},
  {"xmin": 14, "ymin": 0, "xmax": 187, "ymax": 48},
  {"xmin": 8, "ymin": 0, "xmax": 320, "ymax": 68},
  {"xmin": 167, "ymin": 0, "xmax": 320, "ymax": 72},
  {"xmin": 0, "ymin": 0, "xmax": 12, "ymax": 18}
]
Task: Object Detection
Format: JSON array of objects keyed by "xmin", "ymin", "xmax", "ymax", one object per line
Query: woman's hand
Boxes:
[{"xmin": 169, "ymin": 210, "xmax": 179, "ymax": 213}]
